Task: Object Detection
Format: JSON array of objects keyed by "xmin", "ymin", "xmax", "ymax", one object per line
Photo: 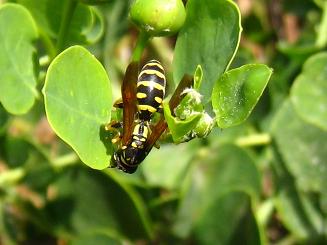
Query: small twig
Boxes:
[
  {"xmin": 56, "ymin": 0, "xmax": 78, "ymax": 54},
  {"xmin": 235, "ymin": 133, "xmax": 271, "ymax": 147}
]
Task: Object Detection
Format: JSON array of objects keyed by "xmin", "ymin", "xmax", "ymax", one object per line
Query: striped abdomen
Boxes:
[
  {"xmin": 137, "ymin": 60, "xmax": 166, "ymax": 121},
  {"xmin": 111, "ymin": 121, "xmax": 149, "ymax": 173}
]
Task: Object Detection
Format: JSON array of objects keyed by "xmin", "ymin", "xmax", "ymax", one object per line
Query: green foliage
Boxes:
[
  {"xmin": 163, "ymin": 101, "xmax": 202, "ymax": 142},
  {"xmin": 16, "ymin": 0, "xmax": 100, "ymax": 46},
  {"xmin": 212, "ymin": 64, "xmax": 272, "ymax": 128},
  {"xmin": 272, "ymin": 101, "xmax": 327, "ymax": 193},
  {"xmin": 173, "ymin": 0, "xmax": 241, "ymax": 102},
  {"xmin": 174, "ymin": 144, "xmax": 261, "ymax": 241},
  {"xmin": 0, "ymin": 3, "xmax": 38, "ymax": 114},
  {"xmin": 291, "ymin": 52, "xmax": 327, "ymax": 130},
  {"xmin": 43, "ymin": 46, "xmax": 112, "ymax": 169},
  {"xmin": 0, "ymin": 0, "xmax": 326, "ymax": 244}
]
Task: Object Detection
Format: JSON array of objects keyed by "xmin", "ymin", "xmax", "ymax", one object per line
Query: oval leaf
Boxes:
[
  {"xmin": 47, "ymin": 167, "xmax": 153, "ymax": 240},
  {"xmin": 173, "ymin": 0, "xmax": 242, "ymax": 103},
  {"xmin": 291, "ymin": 52, "xmax": 327, "ymax": 131},
  {"xmin": 271, "ymin": 101, "xmax": 327, "ymax": 192},
  {"xmin": 0, "ymin": 3, "xmax": 38, "ymax": 114},
  {"xmin": 141, "ymin": 142, "xmax": 197, "ymax": 189},
  {"xmin": 193, "ymin": 192, "xmax": 260, "ymax": 245},
  {"xmin": 43, "ymin": 46, "xmax": 112, "ymax": 169},
  {"xmin": 174, "ymin": 144, "xmax": 261, "ymax": 238},
  {"xmin": 275, "ymin": 182, "xmax": 324, "ymax": 240},
  {"xmin": 212, "ymin": 64, "xmax": 272, "ymax": 128}
]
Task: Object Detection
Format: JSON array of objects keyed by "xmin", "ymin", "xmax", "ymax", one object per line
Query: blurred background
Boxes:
[{"xmin": 0, "ymin": 0, "xmax": 327, "ymax": 244}]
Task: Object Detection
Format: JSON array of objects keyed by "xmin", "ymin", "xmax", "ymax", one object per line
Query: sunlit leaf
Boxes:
[
  {"xmin": 43, "ymin": 46, "xmax": 112, "ymax": 169},
  {"xmin": 173, "ymin": 0, "xmax": 242, "ymax": 103},
  {"xmin": 141, "ymin": 142, "xmax": 198, "ymax": 189},
  {"xmin": 16, "ymin": 0, "xmax": 102, "ymax": 46},
  {"xmin": 212, "ymin": 64, "xmax": 272, "ymax": 128},
  {"xmin": 0, "ymin": 3, "xmax": 38, "ymax": 114}
]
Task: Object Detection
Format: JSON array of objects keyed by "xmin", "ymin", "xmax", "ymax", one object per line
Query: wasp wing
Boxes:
[
  {"xmin": 121, "ymin": 62, "xmax": 139, "ymax": 145},
  {"xmin": 145, "ymin": 74, "xmax": 194, "ymax": 152}
]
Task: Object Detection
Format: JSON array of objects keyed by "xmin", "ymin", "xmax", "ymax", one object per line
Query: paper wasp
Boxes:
[{"xmin": 106, "ymin": 60, "xmax": 193, "ymax": 173}]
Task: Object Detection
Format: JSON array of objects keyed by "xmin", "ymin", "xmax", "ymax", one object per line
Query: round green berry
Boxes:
[{"xmin": 130, "ymin": 0, "xmax": 186, "ymax": 36}]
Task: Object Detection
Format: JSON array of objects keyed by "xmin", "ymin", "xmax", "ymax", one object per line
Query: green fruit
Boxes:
[{"xmin": 130, "ymin": 0, "xmax": 186, "ymax": 36}]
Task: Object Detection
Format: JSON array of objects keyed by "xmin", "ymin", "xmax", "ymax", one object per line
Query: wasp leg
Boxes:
[
  {"xmin": 113, "ymin": 98, "xmax": 123, "ymax": 108},
  {"xmin": 104, "ymin": 121, "xmax": 123, "ymax": 130},
  {"xmin": 113, "ymin": 98, "xmax": 124, "ymax": 108},
  {"xmin": 104, "ymin": 121, "xmax": 123, "ymax": 144}
]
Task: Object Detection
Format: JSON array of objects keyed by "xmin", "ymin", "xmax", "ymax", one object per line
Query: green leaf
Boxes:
[
  {"xmin": 0, "ymin": 3, "xmax": 38, "ymax": 114},
  {"xmin": 16, "ymin": 0, "xmax": 99, "ymax": 46},
  {"xmin": 42, "ymin": 167, "xmax": 152, "ymax": 240},
  {"xmin": 163, "ymin": 101, "xmax": 201, "ymax": 142},
  {"xmin": 174, "ymin": 144, "xmax": 261, "ymax": 239},
  {"xmin": 141, "ymin": 141, "xmax": 198, "ymax": 189},
  {"xmin": 193, "ymin": 192, "xmax": 260, "ymax": 245},
  {"xmin": 271, "ymin": 144, "xmax": 324, "ymax": 242},
  {"xmin": 212, "ymin": 64, "xmax": 272, "ymax": 128},
  {"xmin": 271, "ymin": 101, "xmax": 327, "ymax": 192},
  {"xmin": 43, "ymin": 46, "xmax": 112, "ymax": 169},
  {"xmin": 291, "ymin": 52, "xmax": 327, "ymax": 131},
  {"xmin": 275, "ymin": 183, "xmax": 324, "ymax": 241},
  {"xmin": 173, "ymin": 0, "xmax": 242, "ymax": 103}
]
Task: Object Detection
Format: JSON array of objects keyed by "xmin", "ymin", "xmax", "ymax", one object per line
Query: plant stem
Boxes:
[
  {"xmin": 39, "ymin": 29, "xmax": 57, "ymax": 60},
  {"xmin": 131, "ymin": 31, "xmax": 151, "ymax": 62},
  {"xmin": 235, "ymin": 133, "xmax": 271, "ymax": 147},
  {"xmin": 256, "ymin": 198, "xmax": 274, "ymax": 227},
  {"xmin": 0, "ymin": 168, "xmax": 25, "ymax": 187},
  {"xmin": 316, "ymin": 2, "xmax": 327, "ymax": 48},
  {"xmin": 56, "ymin": 0, "xmax": 78, "ymax": 54},
  {"xmin": 51, "ymin": 152, "xmax": 79, "ymax": 169}
]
